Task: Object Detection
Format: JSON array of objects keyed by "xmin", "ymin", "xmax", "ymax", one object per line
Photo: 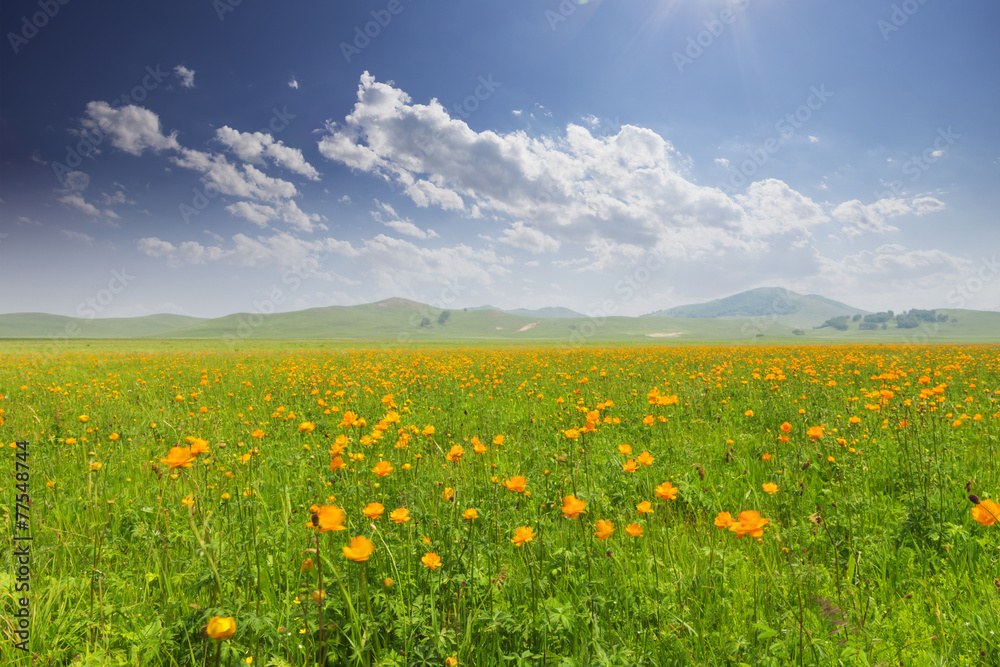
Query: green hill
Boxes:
[
  {"xmin": 645, "ymin": 287, "xmax": 866, "ymax": 327},
  {"xmin": 0, "ymin": 312, "xmax": 205, "ymax": 339}
]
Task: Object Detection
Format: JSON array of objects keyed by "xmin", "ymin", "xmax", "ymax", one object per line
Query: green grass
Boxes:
[{"xmin": 1, "ymin": 342, "xmax": 998, "ymax": 666}]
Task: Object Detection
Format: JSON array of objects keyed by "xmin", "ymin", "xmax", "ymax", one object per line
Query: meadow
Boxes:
[{"xmin": 1, "ymin": 341, "xmax": 998, "ymax": 666}]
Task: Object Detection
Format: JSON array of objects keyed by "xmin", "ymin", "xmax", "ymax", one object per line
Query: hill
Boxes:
[
  {"xmin": 0, "ymin": 312, "xmax": 205, "ymax": 339},
  {"xmin": 645, "ymin": 287, "xmax": 866, "ymax": 327}
]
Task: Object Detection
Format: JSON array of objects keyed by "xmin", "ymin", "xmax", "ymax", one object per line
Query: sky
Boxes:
[{"xmin": 1, "ymin": 0, "xmax": 998, "ymax": 320}]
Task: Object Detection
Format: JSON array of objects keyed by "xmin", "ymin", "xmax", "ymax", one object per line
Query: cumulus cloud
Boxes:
[
  {"xmin": 215, "ymin": 126, "xmax": 320, "ymax": 180},
  {"xmin": 174, "ymin": 65, "xmax": 195, "ymax": 88},
  {"xmin": 497, "ymin": 221, "xmax": 561, "ymax": 253},
  {"xmin": 317, "ymin": 72, "xmax": 838, "ymax": 263},
  {"xmin": 60, "ymin": 229, "xmax": 95, "ymax": 245},
  {"xmin": 832, "ymin": 196, "xmax": 946, "ymax": 238},
  {"xmin": 81, "ymin": 102, "xmax": 180, "ymax": 155},
  {"xmin": 370, "ymin": 200, "xmax": 438, "ymax": 239}
]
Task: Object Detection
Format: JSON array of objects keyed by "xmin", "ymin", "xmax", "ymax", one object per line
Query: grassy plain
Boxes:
[{"xmin": 1, "ymin": 340, "xmax": 999, "ymax": 666}]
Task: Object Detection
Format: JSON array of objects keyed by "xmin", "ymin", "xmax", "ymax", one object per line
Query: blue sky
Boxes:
[{"xmin": 1, "ymin": 0, "xmax": 998, "ymax": 319}]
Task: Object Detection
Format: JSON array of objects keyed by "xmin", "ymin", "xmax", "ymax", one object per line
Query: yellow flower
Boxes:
[
  {"xmin": 389, "ymin": 507, "xmax": 411, "ymax": 524},
  {"xmin": 594, "ymin": 520, "xmax": 614, "ymax": 540},
  {"xmin": 502, "ymin": 476, "xmax": 527, "ymax": 493},
  {"xmin": 625, "ymin": 523, "xmax": 643, "ymax": 537},
  {"xmin": 622, "ymin": 459, "xmax": 638, "ymax": 473},
  {"xmin": 511, "ymin": 526, "xmax": 536, "ymax": 547},
  {"xmin": 971, "ymin": 498, "xmax": 999, "ymax": 526},
  {"xmin": 342, "ymin": 535, "xmax": 375, "ymax": 562},
  {"xmin": 462, "ymin": 508, "xmax": 479, "ymax": 520},
  {"xmin": 421, "ymin": 552, "xmax": 442, "ymax": 570},
  {"xmin": 206, "ymin": 616, "xmax": 236, "ymax": 640},
  {"xmin": 445, "ymin": 658, "xmax": 458, "ymax": 667},
  {"xmin": 636, "ymin": 500, "xmax": 653, "ymax": 514},
  {"xmin": 636, "ymin": 451, "xmax": 654, "ymax": 466},
  {"xmin": 301, "ymin": 558, "xmax": 314, "ymax": 572},
  {"xmin": 298, "ymin": 421, "xmax": 316, "ymax": 433},
  {"xmin": 89, "ymin": 461, "xmax": 103, "ymax": 472},
  {"xmin": 493, "ymin": 434, "xmax": 505, "ymax": 446},
  {"xmin": 312, "ymin": 505, "xmax": 346, "ymax": 532},
  {"xmin": 78, "ymin": 415, "xmax": 89, "ymax": 423},
  {"xmin": 181, "ymin": 494, "xmax": 195, "ymax": 507},
  {"xmin": 362, "ymin": 502, "xmax": 384, "ymax": 520},
  {"xmin": 372, "ymin": 460, "xmax": 393, "ymax": 476},
  {"xmin": 446, "ymin": 445, "xmax": 464, "ymax": 462},
  {"xmin": 422, "ymin": 425, "xmax": 436, "ymax": 437},
  {"xmin": 161, "ymin": 446, "xmax": 194, "ymax": 471},
  {"xmin": 383, "ymin": 577, "xmax": 394, "ymax": 587},
  {"xmin": 442, "ymin": 487, "xmax": 455, "ymax": 502},
  {"xmin": 654, "ymin": 481, "xmax": 678, "ymax": 500},
  {"xmin": 618, "ymin": 443, "xmax": 633, "ymax": 456},
  {"xmin": 762, "ymin": 483, "xmax": 779, "ymax": 494},
  {"xmin": 561, "ymin": 495, "xmax": 587, "ymax": 519}
]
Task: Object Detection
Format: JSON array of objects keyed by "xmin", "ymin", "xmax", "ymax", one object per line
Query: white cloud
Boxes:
[
  {"xmin": 81, "ymin": 102, "xmax": 180, "ymax": 155},
  {"xmin": 497, "ymin": 221, "xmax": 561, "ymax": 253},
  {"xmin": 288, "ymin": 77, "xmax": 299, "ymax": 89},
  {"xmin": 735, "ymin": 179, "xmax": 829, "ymax": 235},
  {"xmin": 226, "ymin": 201, "xmax": 277, "ymax": 227},
  {"xmin": 137, "ymin": 237, "xmax": 227, "ymax": 268},
  {"xmin": 370, "ymin": 200, "xmax": 438, "ymax": 239},
  {"xmin": 174, "ymin": 65, "xmax": 195, "ymax": 88},
  {"xmin": 215, "ymin": 126, "xmax": 320, "ymax": 180},
  {"xmin": 832, "ymin": 196, "xmax": 946, "ymax": 238}
]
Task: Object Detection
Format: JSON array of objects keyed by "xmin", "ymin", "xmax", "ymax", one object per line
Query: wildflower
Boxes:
[
  {"xmin": 89, "ymin": 461, "xmax": 103, "ymax": 472},
  {"xmin": 442, "ymin": 487, "xmax": 455, "ymax": 502},
  {"xmin": 372, "ymin": 460, "xmax": 393, "ymax": 476},
  {"xmin": 301, "ymin": 558, "xmax": 314, "ymax": 572},
  {"xmin": 206, "ymin": 616, "xmax": 236, "ymax": 640},
  {"xmin": 728, "ymin": 511, "xmax": 769, "ymax": 539},
  {"xmin": 493, "ymin": 434, "xmax": 505, "ymax": 446},
  {"xmin": 181, "ymin": 494, "xmax": 195, "ymax": 507},
  {"xmin": 626, "ymin": 523, "xmax": 643, "ymax": 537},
  {"xmin": 446, "ymin": 445, "xmax": 464, "ymax": 462},
  {"xmin": 298, "ymin": 422, "xmax": 316, "ymax": 433},
  {"xmin": 383, "ymin": 577, "xmax": 394, "ymax": 587},
  {"xmin": 745, "ymin": 410, "xmax": 754, "ymax": 417},
  {"xmin": 445, "ymin": 658, "xmax": 458, "ymax": 667},
  {"xmin": 502, "ymin": 476, "xmax": 527, "ymax": 493},
  {"xmin": 636, "ymin": 451, "xmax": 654, "ymax": 466},
  {"xmin": 762, "ymin": 453, "xmax": 772, "ymax": 461},
  {"xmin": 389, "ymin": 507, "xmax": 411, "ymax": 524},
  {"xmin": 421, "ymin": 552, "xmax": 442, "ymax": 570},
  {"xmin": 342, "ymin": 535, "xmax": 375, "ymax": 562},
  {"xmin": 362, "ymin": 502, "xmax": 384, "ymax": 520},
  {"xmin": 780, "ymin": 422, "xmax": 792, "ymax": 433},
  {"xmin": 618, "ymin": 443, "xmax": 633, "ymax": 456},
  {"xmin": 622, "ymin": 459, "xmax": 639, "ymax": 473},
  {"xmin": 109, "ymin": 433, "xmax": 119, "ymax": 441},
  {"xmin": 511, "ymin": 526, "xmax": 536, "ymax": 546},
  {"xmin": 762, "ymin": 483, "xmax": 778, "ymax": 494},
  {"xmin": 221, "ymin": 493, "xmax": 231, "ymax": 501},
  {"xmin": 422, "ymin": 425, "xmax": 436, "ymax": 437},
  {"xmin": 563, "ymin": 429, "xmax": 580, "ymax": 440},
  {"xmin": 189, "ymin": 438, "xmax": 209, "ymax": 455},
  {"xmin": 807, "ymin": 426, "xmax": 824, "ymax": 440},
  {"xmin": 561, "ymin": 495, "xmax": 587, "ymax": 519},
  {"xmin": 310, "ymin": 589, "xmax": 325, "ymax": 601},
  {"xmin": 251, "ymin": 429, "xmax": 264, "ymax": 438},
  {"xmin": 594, "ymin": 520, "xmax": 614, "ymax": 540},
  {"xmin": 714, "ymin": 511, "xmax": 735, "ymax": 528},
  {"xmin": 472, "ymin": 437, "xmax": 487, "ymax": 454},
  {"xmin": 636, "ymin": 500, "xmax": 653, "ymax": 514},
  {"xmin": 161, "ymin": 446, "xmax": 194, "ymax": 471},
  {"xmin": 655, "ymin": 481, "xmax": 678, "ymax": 500},
  {"xmin": 971, "ymin": 498, "xmax": 999, "ymax": 526},
  {"xmin": 78, "ymin": 415, "xmax": 89, "ymax": 423},
  {"xmin": 312, "ymin": 505, "xmax": 346, "ymax": 532}
]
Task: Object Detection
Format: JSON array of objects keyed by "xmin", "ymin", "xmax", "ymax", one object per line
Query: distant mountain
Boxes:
[
  {"xmin": 645, "ymin": 287, "xmax": 866, "ymax": 326},
  {"xmin": 0, "ymin": 312, "xmax": 205, "ymax": 339}
]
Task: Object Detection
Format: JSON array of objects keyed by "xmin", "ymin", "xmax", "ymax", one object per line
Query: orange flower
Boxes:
[
  {"xmin": 298, "ymin": 421, "xmax": 316, "ymax": 433},
  {"xmin": 594, "ymin": 520, "xmax": 615, "ymax": 540},
  {"xmin": 301, "ymin": 558, "xmax": 314, "ymax": 572},
  {"xmin": 762, "ymin": 483, "xmax": 779, "ymax": 494},
  {"xmin": 161, "ymin": 446, "xmax": 194, "ymax": 471},
  {"xmin": 446, "ymin": 445, "xmax": 464, "ymax": 462},
  {"xmin": 493, "ymin": 434, "xmax": 505, "ymax": 446},
  {"xmin": 362, "ymin": 502, "xmax": 384, "ymax": 520},
  {"xmin": 779, "ymin": 422, "xmax": 792, "ymax": 434},
  {"xmin": 445, "ymin": 658, "xmax": 458, "ymax": 667},
  {"xmin": 462, "ymin": 508, "xmax": 479, "ymax": 520},
  {"xmin": 312, "ymin": 505, "xmax": 346, "ymax": 532},
  {"xmin": 622, "ymin": 459, "xmax": 639, "ymax": 473},
  {"xmin": 654, "ymin": 481, "xmax": 678, "ymax": 500},
  {"xmin": 636, "ymin": 451, "xmax": 654, "ymax": 466},
  {"xmin": 636, "ymin": 500, "xmax": 653, "ymax": 514},
  {"xmin": 971, "ymin": 499, "xmax": 999, "ymax": 526},
  {"xmin": 472, "ymin": 437, "xmax": 487, "ymax": 454},
  {"xmin": 762, "ymin": 453, "xmax": 772, "ymax": 461},
  {"xmin": 251, "ymin": 429, "xmax": 265, "ymax": 439},
  {"xmin": 745, "ymin": 410, "xmax": 754, "ymax": 417},
  {"xmin": 342, "ymin": 535, "xmax": 375, "ymax": 562},
  {"xmin": 441, "ymin": 487, "xmax": 455, "ymax": 502},
  {"xmin": 421, "ymin": 552, "xmax": 442, "ymax": 570},
  {"xmin": 625, "ymin": 523, "xmax": 643, "ymax": 537},
  {"xmin": 502, "ymin": 476, "xmax": 527, "ymax": 493},
  {"xmin": 389, "ymin": 507, "xmax": 410, "ymax": 524},
  {"xmin": 189, "ymin": 438, "xmax": 209, "ymax": 456},
  {"xmin": 807, "ymin": 426, "xmax": 824, "ymax": 440},
  {"xmin": 563, "ymin": 429, "xmax": 580, "ymax": 440},
  {"xmin": 205, "ymin": 616, "xmax": 236, "ymax": 640},
  {"xmin": 728, "ymin": 510, "xmax": 769, "ymax": 539},
  {"xmin": 618, "ymin": 443, "xmax": 633, "ymax": 456},
  {"xmin": 511, "ymin": 526, "xmax": 536, "ymax": 546},
  {"xmin": 422, "ymin": 425, "xmax": 435, "ymax": 437},
  {"xmin": 714, "ymin": 511, "xmax": 735, "ymax": 529},
  {"xmin": 561, "ymin": 495, "xmax": 587, "ymax": 519},
  {"xmin": 372, "ymin": 460, "xmax": 393, "ymax": 476},
  {"xmin": 328, "ymin": 456, "xmax": 346, "ymax": 472}
]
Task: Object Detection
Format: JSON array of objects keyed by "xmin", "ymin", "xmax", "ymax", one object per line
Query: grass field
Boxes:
[{"xmin": 1, "ymin": 341, "xmax": 999, "ymax": 666}]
